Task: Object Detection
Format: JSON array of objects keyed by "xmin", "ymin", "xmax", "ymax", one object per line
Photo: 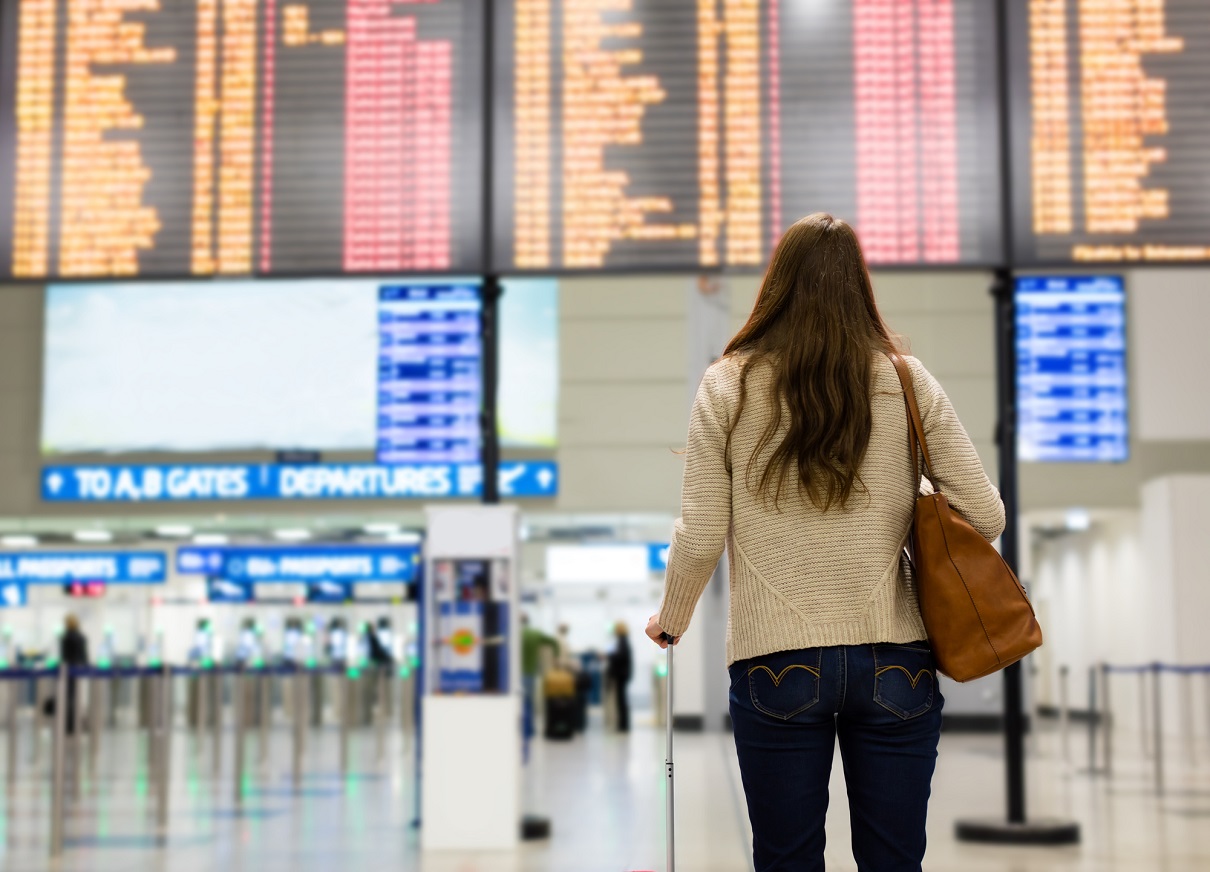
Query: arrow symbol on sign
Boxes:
[
  {"xmin": 536, "ymin": 468, "xmax": 554, "ymax": 491},
  {"xmin": 499, "ymin": 464, "xmax": 525, "ymax": 495},
  {"xmin": 46, "ymin": 473, "xmax": 64, "ymax": 495}
]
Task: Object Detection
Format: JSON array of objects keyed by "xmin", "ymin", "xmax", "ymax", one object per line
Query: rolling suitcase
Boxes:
[{"xmin": 544, "ymin": 695, "xmax": 576, "ymax": 740}]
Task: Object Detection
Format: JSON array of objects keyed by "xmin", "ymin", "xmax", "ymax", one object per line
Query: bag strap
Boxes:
[{"xmin": 886, "ymin": 353, "xmax": 935, "ymax": 484}]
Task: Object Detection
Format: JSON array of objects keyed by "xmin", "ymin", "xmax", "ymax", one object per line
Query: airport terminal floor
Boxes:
[{"xmin": 1, "ymin": 706, "xmax": 1207, "ymax": 871}]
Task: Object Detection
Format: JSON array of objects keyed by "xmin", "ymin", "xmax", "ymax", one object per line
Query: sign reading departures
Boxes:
[{"xmin": 2, "ymin": 0, "xmax": 1209, "ymax": 276}]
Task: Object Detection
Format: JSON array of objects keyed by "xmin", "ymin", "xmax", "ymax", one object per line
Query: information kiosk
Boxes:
[{"xmin": 420, "ymin": 505, "xmax": 520, "ymax": 850}]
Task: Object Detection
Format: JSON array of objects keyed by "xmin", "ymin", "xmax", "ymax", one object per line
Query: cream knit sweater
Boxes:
[{"xmin": 658, "ymin": 353, "xmax": 1006, "ymax": 666}]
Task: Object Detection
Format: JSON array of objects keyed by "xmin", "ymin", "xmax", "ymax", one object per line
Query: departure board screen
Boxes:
[
  {"xmin": 492, "ymin": 0, "xmax": 1003, "ymax": 271},
  {"xmin": 0, "ymin": 0, "xmax": 483, "ymax": 279},
  {"xmin": 1010, "ymin": 0, "xmax": 1210, "ymax": 264}
]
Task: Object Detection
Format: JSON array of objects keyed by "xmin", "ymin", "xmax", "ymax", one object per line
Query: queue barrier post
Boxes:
[
  {"xmin": 234, "ymin": 668, "xmax": 246, "ymax": 805},
  {"xmin": 1181, "ymin": 670, "xmax": 1197, "ymax": 766},
  {"xmin": 49, "ymin": 664, "xmax": 67, "ymax": 858},
  {"xmin": 1100, "ymin": 663, "xmax": 1113, "ymax": 777},
  {"xmin": 375, "ymin": 668, "xmax": 387, "ymax": 764},
  {"xmin": 1139, "ymin": 670, "xmax": 1150, "ymax": 760},
  {"xmin": 1057, "ymin": 665, "xmax": 1070, "ymax": 764},
  {"xmin": 258, "ymin": 672, "xmax": 270, "ymax": 766},
  {"xmin": 7, "ymin": 678, "xmax": 18, "ymax": 782},
  {"xmin": 211, "ymin": 671, "xmax": 222, "ymax": 780},
  {"xmin": 1151, "ymin": 662, "xmax": 1164, "ymax": 795},
  {"xmin": 292, "ymin": 668, "xmax": 305, "ymax": 790},
  {"xmin": 157, "ymin": 665, "xmax": 172, "ymax": 833},
  {"xmin": 340, "ymin": 670, "xmax": 351, "ymax": 775}
]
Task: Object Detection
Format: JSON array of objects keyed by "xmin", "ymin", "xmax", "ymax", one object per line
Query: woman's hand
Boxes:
[{"xmin": 645, "ymin": 615, "xmax": 680, "ymax": 648}]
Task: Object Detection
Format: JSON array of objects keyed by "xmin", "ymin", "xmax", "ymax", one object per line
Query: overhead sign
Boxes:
[
  {"xmin": 648, "ymin": 543, "xmax": 670, "ymax": 573},
  {"xmin": 1016, "ymin": 276, "xmax": 1128, "ymax": 462},
  {"xmin": 207, "ymin": 578, "xmax": 255, "ymax": 604},
  {"xmin": 307, "ymin": 579, "xmax": 353, "ymax": 604},
  {"xmin": 0, "ymin": 552, "xmax": 167, "ymax": 584},
  {"xmin": 216, "ymin": 546, "xmax": 420, "ymax": 584},
  {"xmin": 0, "ymin": 581, "xmax": 27, "ymax": 607},
  {"xmin": 41, "ymin": 461, "xmax": 558, "ymax": 503}
]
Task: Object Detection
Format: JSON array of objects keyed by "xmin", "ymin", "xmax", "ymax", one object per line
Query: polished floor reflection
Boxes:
[{"xmin": 0, "ymin": 710, "xmax": 1207, "ymax": 871}]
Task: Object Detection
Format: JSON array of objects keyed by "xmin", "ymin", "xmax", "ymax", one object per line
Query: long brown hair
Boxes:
[{"xmin": 724, "ymin": 213, "xmax": 900, "ymax": 511}]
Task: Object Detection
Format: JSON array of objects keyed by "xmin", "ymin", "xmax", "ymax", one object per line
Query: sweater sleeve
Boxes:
[
  {"xmin": 657, "ymin": 365, "xmax": 732, "ymax": 636},
  {"xmin": 909, "ymin": 358, "xmax": 1006, "ymax": 543}
]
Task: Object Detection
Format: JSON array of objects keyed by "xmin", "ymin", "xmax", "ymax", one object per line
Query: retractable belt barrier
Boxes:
[
  {"xmin": 1057, "ymin": 661, "xmax": 1210, "ymax": 795},
  {"xmin": 0, "ymin": 661, "xmax": 417, "ymax": 857}
]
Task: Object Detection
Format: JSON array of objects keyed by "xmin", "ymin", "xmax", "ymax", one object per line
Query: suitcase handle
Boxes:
[{"xmin": 661, "ymin": 633, "xmax": 675, "ymax": 872}]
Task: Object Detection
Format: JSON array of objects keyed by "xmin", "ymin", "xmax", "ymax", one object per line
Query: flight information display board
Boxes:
[
  {"xmin": 493, "ymin": 0, "xmax": 1003, "ymax": 271},
  {"xmin": 1016, "ymin": 276, "xmax": 1127, "ymax": 462},
  {"xmin": 376, "ymin": 283, "xmax": 482, "ymax": 464},
  {"xmin": 1010, "ymin": 0, "xmax": 1210, "ymax": 264},
  {"xmin": 0, "ymin": 0, "xmax": 483, "ymax": 279}
]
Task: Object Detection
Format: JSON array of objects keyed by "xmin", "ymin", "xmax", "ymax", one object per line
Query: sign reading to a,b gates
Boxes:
[
  {"xmin": 41, "ymin": 462, "xmax": 558, "ymax": 503},
  {"xmin": 0, "ymin": 552, "xmax": 166, "ymax": 584}
]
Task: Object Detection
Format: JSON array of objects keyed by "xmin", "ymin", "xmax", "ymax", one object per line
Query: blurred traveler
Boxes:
[
  {"xmin": 606, "ymin": 622, "xmax": 633, "ymax": 733},
  {"xmin": 60, "ymin": 614, "xmax": 89, "ymax": 734},
  {"xmin": 645, "ymin": 214, "xmax": 1005, "ymax": 872},
  {"xmin": 520, "ymin": 614, "xmax": 559, "ymax": 753}
]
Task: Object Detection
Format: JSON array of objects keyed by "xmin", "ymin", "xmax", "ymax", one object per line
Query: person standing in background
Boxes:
[
  {"xmin": 606, "ymin": 622, "xmax": 633, "ymax": 732},
  {"xmin": 60, "ymin": 614, "xmax": 89, "ymax": 734},
  {"xmin": 520, "ymin": 614, "xmax": 559, "ymax": 754}
]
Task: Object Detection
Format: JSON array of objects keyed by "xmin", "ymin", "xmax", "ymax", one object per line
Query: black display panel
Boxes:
[
  {"xmin": 1010, "ymin": 0, "xmax": 1210, "ymax": 265},
  {"xmin": 492, "ymin": 0, "xmax": 1004, "ymax": 271},
  {"xmin": 0, "ymin": 0, "xmax": 483, "ymax": 279}
]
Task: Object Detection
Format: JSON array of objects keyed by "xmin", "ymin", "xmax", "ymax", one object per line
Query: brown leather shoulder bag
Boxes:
[{"xmin": 887, "ymin": 353, "xmax": 1043, "ymax": 682}]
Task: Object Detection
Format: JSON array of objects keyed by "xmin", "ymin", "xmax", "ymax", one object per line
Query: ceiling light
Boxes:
[
  {"xmin": 383, "ymin": 531, "xmax": 422, "ymax": 544},
  {"xmin": 0, "ymin": 535, "xmax": 38, "ymax": 548},
  {"xmin": 193, "ymin": 533, "xmax": 229, "ymax": 546},
  {"xmin": 1064, "ymin": 509, "xmax": 1091, "ymax": 532},
  {"xmin": 273, "ymin": 528, "xmax": 312, "ymax": 542},
  {"xmin": 74, "ymin": 530, "xmax": 113, "ymax": 544},
  {"xmin": 155, "ymin": 524, "xmax": 194, "ymax": 538},
  {"xmin": 363, "ymin": 521, "xmax": 403, "ymax": 536}
]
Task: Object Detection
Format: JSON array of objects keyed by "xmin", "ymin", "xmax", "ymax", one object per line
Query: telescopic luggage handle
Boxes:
[{"xmin": 662, "ymin": 634, "xmax": 675, "ymax": 872}]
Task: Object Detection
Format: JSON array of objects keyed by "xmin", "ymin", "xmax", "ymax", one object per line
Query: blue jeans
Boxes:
[{"xmin": 728, "ymin": 643, "xmax": 944, "ymax": 872}]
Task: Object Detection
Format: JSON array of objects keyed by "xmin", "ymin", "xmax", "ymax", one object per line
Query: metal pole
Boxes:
[
  {"xmin": 1058, "ymin": 665, "xmax": 1069, "ymax": 764},
  {"xmin": 88, "ymin": 675, "xmax": 102, "ymax": 778},
  {"xmin": 258, "ymin": 672, "xmax": 270, "ymax": 766},
  {"xmin": 340, "ymin": 671, "xmax": 350, "ymax": 774},
  {"xmin": 1139, "ymin": 670, "xmax": 1150, "ymax": 758},
  {"xmin": 233, "ymin": 670, "xmax": 245, "ymax": 804},
  {"xmin": 196, "ymin": 672, "xmax": 208, "ymax": 738},
  {"xmin": 1101, "ymin": 663, "xmax": 1113, "ymax": 777},
  {"xmin": 1085, "ymin": 665, "xmax": 1096, "ymax": 774},
  {"xmin": 292, "ymin": 670, "xmax": 304, "ymax": 789},
  {"xmin": 1181, "ymin": 671, "xmax": 1196, "ymax": 765},
  {"xmin": 7, "ymin": 679, "xmax": 18, "ymax": 781},
  {"xmin": 665, "ymin": 641, "xmax": 675, "ymax": 872},
  {"xmin": 375, "ymin": 668, "xmax": 387, "ymax": 764},
  {"xmin": 157, "ymin": 664, "xmax": 171, "ymax": 833},
  {"xmin": 1152, "ymin": 663, "xmax": 1164, "ymax": 795},
  {"xmin": 49, "ymin": 665, "xmax": 67, "ymax": 858},
  {"xmin": 32, "ymin": 676, "xmax": 43, "ymax": 767},
  {"xmin": 211, "ymin": 672, "xmax": 222, "ymax": 780},
  {"xmin": 992, "ymin": 269, "xmax": 1027, "ymax": 825}
]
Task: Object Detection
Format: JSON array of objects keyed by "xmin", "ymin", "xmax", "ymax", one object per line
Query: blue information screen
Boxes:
[
  {"xmin": 376, "ymin": 285, "xmax": 482, "ymax": 465},
  {"xmin": 1016, "ymin": 276, "xmax": 1128, "ymax": 463}
]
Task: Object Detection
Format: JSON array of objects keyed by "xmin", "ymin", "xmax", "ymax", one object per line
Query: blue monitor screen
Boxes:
[
  {"xmin": 1016, "ymin": 276, "xmax": 1127, "ymax": 463},
  {"xmin": 376, "ymin": 284, "xmax": 482, "ymax": 465}
]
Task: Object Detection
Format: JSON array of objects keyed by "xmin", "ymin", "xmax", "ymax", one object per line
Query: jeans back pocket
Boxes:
[
  {"xmin": 872, "ymin": 643, "xmax": 937, "ymax": 720},
  {"xmin": 746, "ymin": 648, "xmax": 823, "ymax": 720}
]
